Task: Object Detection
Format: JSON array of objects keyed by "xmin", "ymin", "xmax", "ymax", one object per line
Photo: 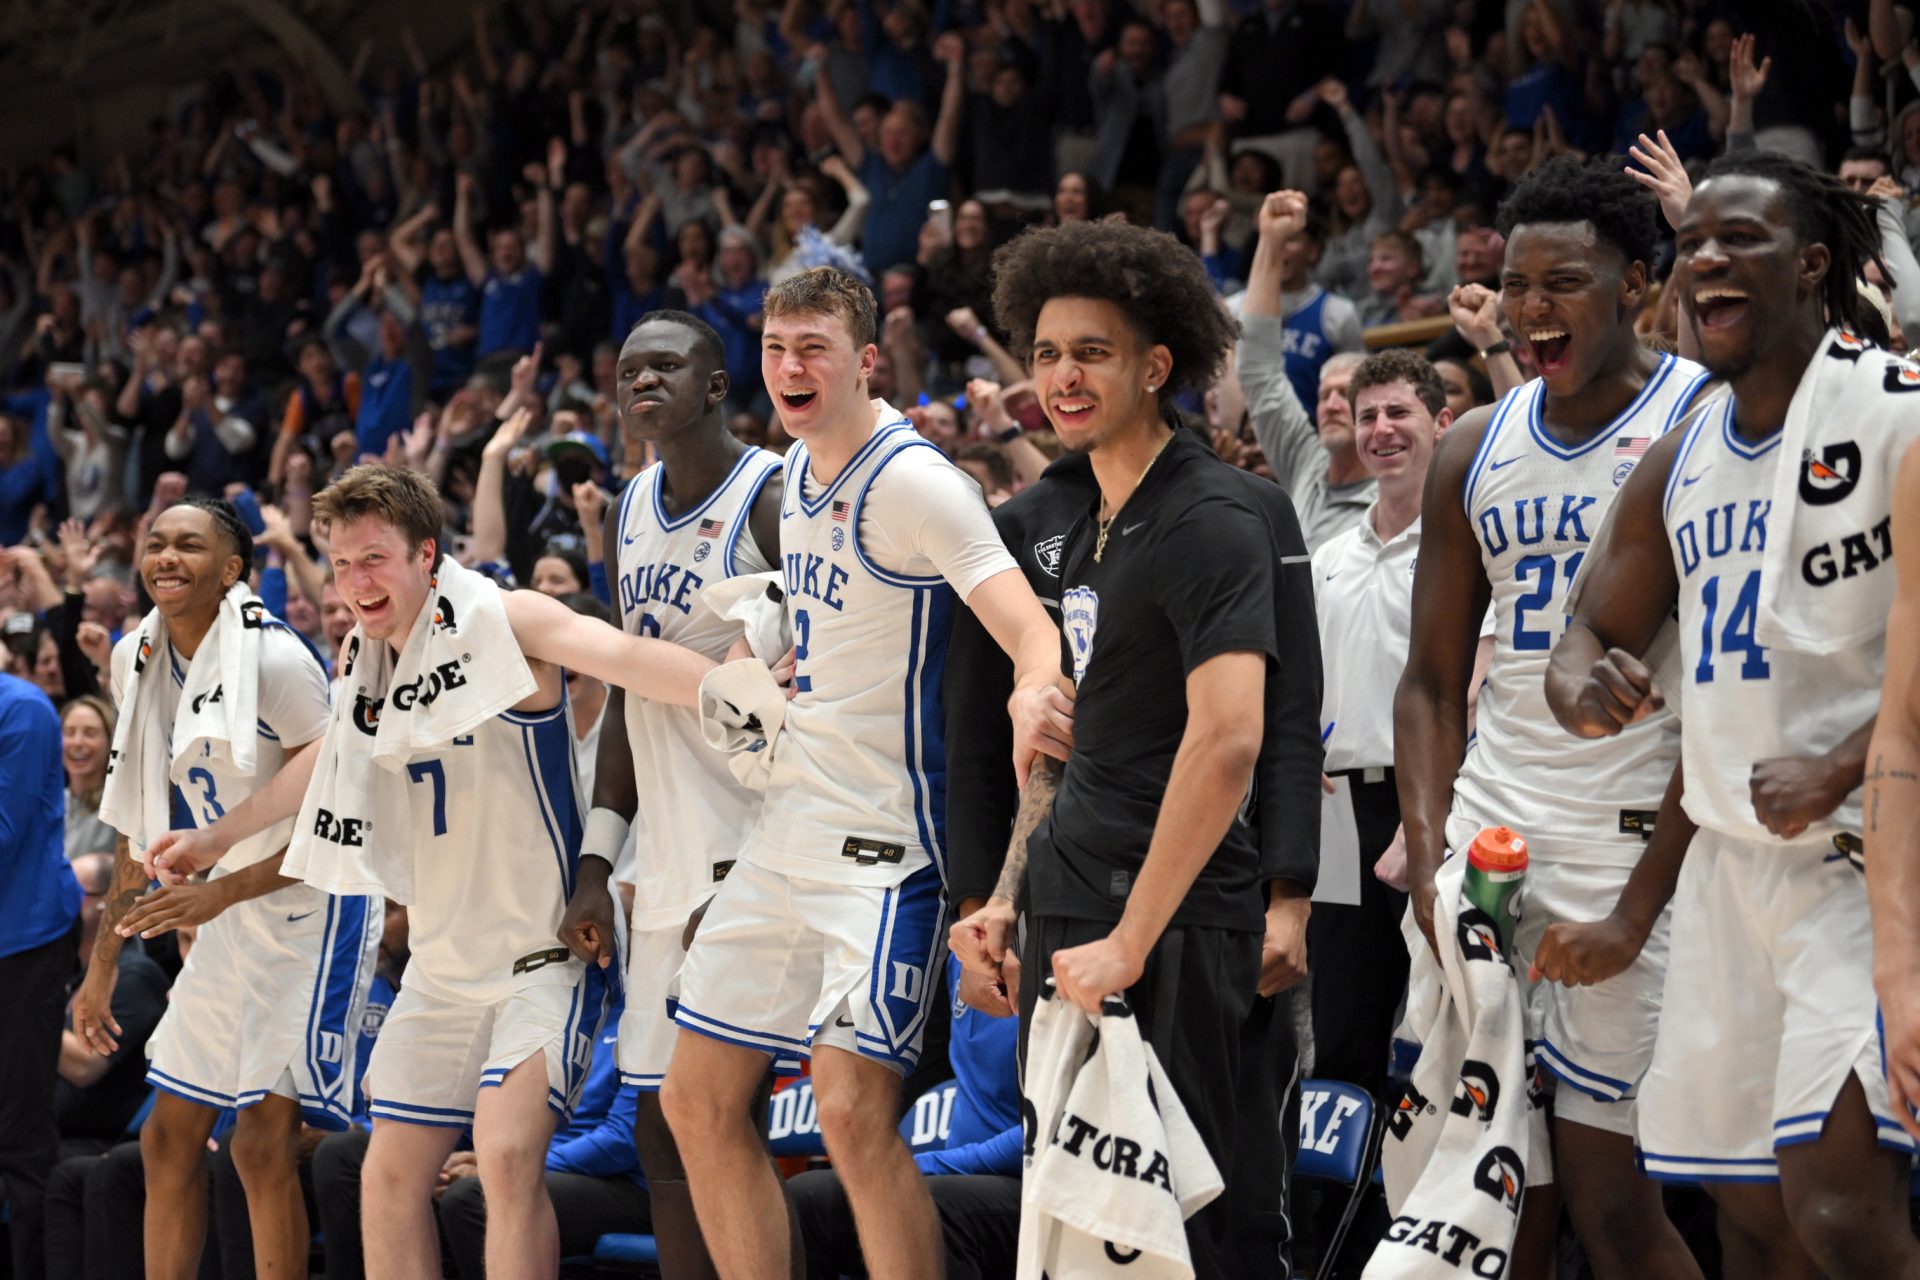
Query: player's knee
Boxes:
[
  {"xmin": 475, "ymin": 1130, "xmax": 550, "ymax": 1193},
  {"xmin": 1785, "ymin": 1188, "xmax": 1896, "ymax": 1277},
  {"xmin": 659, "ymin": 1067, "xmax": 723, "ymax": 1139},
  {"xmin": 359, "ymin": 1141, "xmax": 425, "ymax": 1208},
  {"xmin": 227, "ymin": 1117, "xmax": 297, "ymax": 1185},
  {"xmin": 814, "ymin": 1083, "xmax": 896, "ymax": 1163},
  {"xmin": 139, "ymin": 1108, "xmax": 206, "ymax": 1175}
]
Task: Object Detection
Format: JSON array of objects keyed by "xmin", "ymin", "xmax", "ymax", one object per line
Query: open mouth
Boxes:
[
  {"xmin": 1526, "ymin": 327, "xmax": 1572, "ymax": 375},
  {"xmin": 356, "ymin": 594, "xmax": 391, "ymax": 621},
  {"xmin": 1692, "ymin": 287, "xmax": 1750, "ymax": 332},
  {"xmin": 779, "ymin": 389, "xmax": 819, "ymax": 411},
  {"xmin": 65, "ymin": 747, "xmax": 95, "ymax": 768},
  {"xmin": 1371, "ymin": 444, "xmax": 1406, "ymax": 460},
  {"xmin": 1050, "ymin": 397, "xmax": 1096, "ymax": 426},
  {"xmin": 149, "ymin": 573, "xmax": 190, "ymax": 598}
]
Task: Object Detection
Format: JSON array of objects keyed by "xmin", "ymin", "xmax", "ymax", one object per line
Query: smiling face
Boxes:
[
  {"xmin": 532, "ymin": 555, "xmax": 584, "ymax": 596},
  {"xmin": 320, "ymin": 579, "xmax": 355, "ymax": 648},
  {"xmin": 1368, "ymin": 240, "xmax": 1420, "ymax": 297},
  {"xmin": 1353, "ymin": 379, "xmax": 1449, "ymax": 484},
  {"xmin": 1673, "ymin": 173, "xmax": 1825, "ymax": 381},
  {"xmin": 327, "ymin": 517, "xmax": 437, "ymax": 648},
  {"xmin": 781, "ymin": 187, "xmax": 816, "ymax": 236},
  {"xmin": 1334, "ymin": 166, "xmax": 1370, "ymax": 221},
  {"xmin": 761, "ymin": 309, "xmax": 874, "ymax": 439},
  {"xmin": 1029, "ymin": 296, "xmax": 1169, "ymax": 453},
  {"xmin": 618, "ymin": 318, "xmax": 724, "ymax": 452},
  {"xmin": 141, "ymin": 506, "xmax": 243, "ymax": 624},
  {"xmin": 62, "ymin": 702, "xmax": 110, "ymax": 787},
  {"xmin": 953, "ymin": 201, "xmax": 988, "ymax": 252},
  {"xmin": 1500, "ymin": 221, "xmax": 1642, "ymax": 395},
  {"xmin": 1316, "ymin": 358, "xmax": 1359, "ymax": 452}
]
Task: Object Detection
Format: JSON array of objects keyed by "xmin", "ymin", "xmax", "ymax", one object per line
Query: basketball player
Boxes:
[
  {"xmin": 1394, "ymin": 157, "xmax": 1708, "ymax": 1278},
  {"xmin": 658, "ymin": 267, "xmax": 1070, "ymax": 1280},
  {"xmin": 1554, "ymin": 151, "xmax": 1920, "ymax": 1280},
  {"xmin": 556, "ymin": 310, "xmax": 790, "ymax": 1278},
  {"xmin": 70, "ymin": 498, "xmax": 371, "ymax": 1280},
  {"xmin": 146, "ymin": 465, "xmax": 722, "ymax": 1280}
]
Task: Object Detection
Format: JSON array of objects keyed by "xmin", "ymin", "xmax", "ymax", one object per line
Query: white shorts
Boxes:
[
  {"xmin": 362, "ymin": 965, "xmax": 613, "ymax": 1128},
  {"xmin": 673, "ymin": 859, "xmax": 947, "ymax": 1076},
  {"xmin": 147, "ymin": 881, "xmax": 379, "ymax": 1131},
  {"xmin": 618, "ymin": 913, "xmax": 703, "ymax": 1090},
  {"xmin": 1447, "ymin": 814, "xmax": 1671, "ymax": 1138},
  {"xmin": 1637, "ymin": 827, "xmax": 1918, "ymax": 1181}
]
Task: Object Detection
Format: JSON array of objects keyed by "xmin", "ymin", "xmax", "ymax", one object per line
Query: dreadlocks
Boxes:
[
  {"xmin": 1699, "ymin": 150, "xmax": 1890, "ymax": 338},
  {"xmin": 173, "ymin": 497, "xmax": 255, "ymax": 571}
]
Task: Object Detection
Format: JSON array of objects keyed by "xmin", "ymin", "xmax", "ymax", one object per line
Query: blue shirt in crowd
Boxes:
[
  {"xmin": 0, "ymin": 673, "xmax": 79, "ymax": 960},
  {"xmin": 477, "ymin": 267, "xmax": 544, "ymax": 358},
  {"xmin": 858, "ymin": 151, "xmax": 950, "ymax": 274},
  {"xmin": 421, "ymin": 274, "xmax": 481, "ymax": 394},
  {"xmin": 355, "ymin": 354, "xmax": 413, "ymax": 459}
]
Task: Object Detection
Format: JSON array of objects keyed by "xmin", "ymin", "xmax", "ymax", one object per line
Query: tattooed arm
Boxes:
[
  {"xmin": 1870, "ymin": 435, "xmax": 1920, "ymax": 1138},
  {"xmin": 948, "ymin": 755, "xmax": 1061, "ymax": 1016},
  {"xmin": 71, "ymin": 835, "xmax": 150, "ymax": 1054}
]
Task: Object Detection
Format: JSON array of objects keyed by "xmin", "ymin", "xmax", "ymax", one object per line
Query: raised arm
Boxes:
[
  {"xmin": 812, "ymin": 48, "xmax": 866, "ymax": 167},
  {"xmin": 1240, "ymin": 192, "xmax": 1325, "ymax": 499},
  {"xmin": 471, "ymin": 403, "xmax": 532, "ymax": 567},
  {"xmin": 931, "ymin": 33, "xmax": 967, "ymax": 168},
  {"xmin": 1392, "ymin": 412, "xmax": 1496, "ymax": 955},
  {"xmin": 452, "ymin": 172, "xmax": 488, "ymax": 286},
  {"xmin": 389, "ymin": 201, "xmax": 439, "ymax": 276}
]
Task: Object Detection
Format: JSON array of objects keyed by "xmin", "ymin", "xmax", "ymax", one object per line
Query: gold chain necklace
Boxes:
[{"xmin": 1095, "ymin": 432, "xmax": 1173, "ymax": 562}]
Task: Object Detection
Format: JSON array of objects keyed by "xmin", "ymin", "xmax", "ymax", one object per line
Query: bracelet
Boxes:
[
  {"xmin": 1478, "ymin": 339, "xmax": 1513, "ymax": 360},
  {"xmin": 995, "ymin": 425, "xmax": 1023, "ymax": 444}
]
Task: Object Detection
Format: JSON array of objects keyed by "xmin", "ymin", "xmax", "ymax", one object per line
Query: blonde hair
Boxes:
[
  {"xmin": 313, "ymin": 464, "xmax": 445, "ymax": 556},
  {"xmin": 61, "ymin": 694, "xmax": 117, "ymax": 811}
]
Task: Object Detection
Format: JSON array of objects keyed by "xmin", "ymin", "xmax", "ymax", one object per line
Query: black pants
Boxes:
[
  {"xmin": 205, "ymin": 1132, "xmax": 323, "ymax": 1280},
  {"xmin": 312, "ymin": 1128, "xmax": 373, "ymax": 1280},
  {"xmin": 1308, "ymin": 769, "xmax": 1410, "ymax": 1104},
  {"xmin": 41, "ymin": 1139, "xmax": 222, "ymax": 1280},
  {"xmin": 1223, "ymin": 985, "xmax": 1302, "ymax": 1275},
  {"xmin": 788, "ymin": 1169, "xmax": 1020, "ymax": 1280},
  {"xmin": 1021, "ymin": 915, "xmax": 1262, "ymax": 1280},
  {"xmin": 439, "ymin": 1169, "xmax": 652, "ymax": 1278},
  {"xmin": 0, "ymin": 928, "xmax": 78, "ymax": 1279}
]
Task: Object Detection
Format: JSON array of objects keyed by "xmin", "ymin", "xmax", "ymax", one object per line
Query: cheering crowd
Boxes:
[{"xmin": 6, "ymin": 1, "xmax": 1920, "ymax": 1278}]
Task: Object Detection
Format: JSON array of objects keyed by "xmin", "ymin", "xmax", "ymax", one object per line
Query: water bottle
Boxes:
[{"xmin": 1462, "ymin": 826, "xmax": 1528, "ymax": 957}]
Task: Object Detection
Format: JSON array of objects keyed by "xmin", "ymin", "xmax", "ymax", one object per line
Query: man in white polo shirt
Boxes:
[{"xmin": 1309, "ymin": 349, "xmax": 1489, "ymax": 1104}]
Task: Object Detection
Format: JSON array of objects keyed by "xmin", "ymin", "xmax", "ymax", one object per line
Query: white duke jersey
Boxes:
[
  {"xmin": 400, "ymin": 693, "xmax": 585, "ymax": 1004},
  {"xmin": 1661, "ymin": 397, "xmax": 1886, "ymax": 844},
  {"xmin": 751, "ymin": 409, "xmax": 1015, "ymax": 887},
  {"xmin": 110, "ymin": 619, "xmax": 332, "ymax": 872},
  {"xmin": 613, "ymin": 446, "xmax": 782, "ymax": 927},
  {"xmin": 1454, "ymin": 355, "xmax": 1708, "ymax": 854}
]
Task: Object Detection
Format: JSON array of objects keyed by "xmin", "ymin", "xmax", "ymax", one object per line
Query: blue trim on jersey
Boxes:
[
  {"xmin": 368, "ymin": 1100, "xmax": 476, "ymax": 1128},
  {"xmin": 1661, "ymin": 400, "xmax": 1719, "ymax": 522},
  {"xmin": 303, "ymin": 892, "xmax": 375, "ymax": 1124},
  {"xmin": 1526, "ymin": 354, "xmax": 1675, "ymax": 462},
  {"xmin": 900, "ymin": 587, "xmax": 952, "ymax": 876},
  {"xmin": 793, "ymin": 419, "xmax": 913, "ymax": 518},
  {"xmin": 652, "ymin": 447, "xmax": 764, "ymax": 532},
  {"xmin": 1534, "ymin": 1039, "xmax": 1631, "ymax": 1101},
  {"xmin": 865, "ymin": 863, "xmax": 947, "ymax": 1056},
  {"xmin": 620, "ymin": 1072, "xmax": 666, "ymax": 1091},
  {"xmin": 1462, "ymin": 386, "xmax": 1524, "ymax": 513},
  {"xmin": 849, "ymin": 438, "xmax": 952, "ymax": 588},
  {"xmin": 1721, "ymin": 403, "xmax": 1783, "ymax": 459},
  {"xmin": 256, "ymin": 720, "xmax": 279, "ymax": 742},
  {"xmin": 147, "ymin": 1067, "xmax": 238, "ymax": 1109},
  {"xmin": 519, "ymin": 709, "xmax": 583, "ymax": 901},
  {"xmin": 724, "ymin": 455, "xmax": 783, "ymax": 576},
  {"xmin": 260, "ymin": 615, "xmax": 330, "ymax": 679},
  {"xmin": 1669, "ymin": 370, "xmax": 1712, "ymax": 429},
  {"xmin": 673, "ymin": 1004, "xmax": 814, "ymax": 1063}
]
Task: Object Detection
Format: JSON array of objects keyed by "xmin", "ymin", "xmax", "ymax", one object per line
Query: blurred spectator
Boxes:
[{"xmin": 60, "ymin": 694, "xmax": 117, "ymax": 863}]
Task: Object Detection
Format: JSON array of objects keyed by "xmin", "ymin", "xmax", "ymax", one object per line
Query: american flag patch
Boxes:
[
  {"xmin": 831, "ymin": 501, "xmax": 851, "ymax": 522},
  {"xmin": 1613, "ymin": 436, "xmax": 1650, "ymax": 460},
  {"xmin": 697, "ymin": 518, "xmax": 725, "ymax": 538}
]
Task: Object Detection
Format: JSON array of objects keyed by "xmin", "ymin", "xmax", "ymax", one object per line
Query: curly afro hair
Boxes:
[
  {"xmin": 990, "ymin": 221, "xmax": 1239, "ymax": 402},
  {"xmin": 1496, "ymin": 155, "xmax": 1659, "ymax": 269}
]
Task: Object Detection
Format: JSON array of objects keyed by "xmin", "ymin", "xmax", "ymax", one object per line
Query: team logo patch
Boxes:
[
  {"xmin": 1473, "ymin": 1145, "xmax": 1526, "ymax": 1214},
  {"xmin": 1799, "ymin": 441, "xmax": 1861, "ymax": 506},
  {"xmin": 1452, "ymin": 1060, "xmax": 1500, "ymax": 1123},
  {"xmin": 1034, "ymin": 533, "xmax": 1066, "ymax": 578},
  {"xmin": 352, "ymin": 693, "xmax": 384, "ymax": 735},
  {"xmin": 1062, "ymin": 586, "xmax": 1099, "ymax": 684},
  {"xmin": 831, "ymin": 527, "xmax": 846, "ymax": 552},
  {"xmin": 693, "ymin": 541, "xmax": 712, "ymax": 563},
  {"xmin": 240, "ymin": 599, "xmax": 267, "ymax": 629},
  {"xmin": 1612, "ymin": 461, "xmax": 1635, "ymax": 487}
]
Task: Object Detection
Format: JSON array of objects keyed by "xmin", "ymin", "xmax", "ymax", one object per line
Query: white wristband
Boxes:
[{"xmin": 582, "ymin": 807, "xmax": 631, "ymax": 869}]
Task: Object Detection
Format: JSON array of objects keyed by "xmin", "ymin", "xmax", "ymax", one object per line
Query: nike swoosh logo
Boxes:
[
  {"xmin": 1681, "ymin": 471, "xmax": 1707, "ymax": 487},
  {"xmin": 622, "ymin": 531, "xmax": 641, "ymax": 545},
  {"xmin": 1324, "ymin": 572, "xmax": 1340, "ymax": 581},
  {"xmin": 1488, "ymin": 457, "xmax": 1520, "ymax": 472},
  {"xmin": 1122, "ymin": 521, "xmax": 1146, "ymax": 535},
  {"xmin": 833, "ymin": 1015, "xmax": 856, "ymax": 1028},
  {"xmin": 286, "ymin": 910, "xmax": 318, "ymax": 923}
]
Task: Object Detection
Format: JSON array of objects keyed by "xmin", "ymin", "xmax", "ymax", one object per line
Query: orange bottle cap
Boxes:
[{"xmin": 1469, "ymin": 826, "xmax": 1528, "ymax": 871}]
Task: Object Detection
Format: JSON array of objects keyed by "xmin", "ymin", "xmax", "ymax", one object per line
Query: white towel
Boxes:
[
  {"xmin": 1368, "ymin": 853, "xmax": 1539, "ymax": 1280},
  {"xmin": 286, "ymin": 558, "xmax": 536, "ymax": 901},
  {"xmin": 100, "ymin": 583, "xmax": 267, "ymax": 864},
  {"xmin": 1756, "ymin": 328, "xmax": 1920, "ymax": 653},
  {"xmin": 698, "ymin": 661, "xmax": 788, "ymax": 791},
  {"xmin": 1017, "ymin": 988, "xmax": 1223, "ymax": 1280},
  {"xmin": 696, "ymin": 570, "xmax": 792, "ymax": 663}
]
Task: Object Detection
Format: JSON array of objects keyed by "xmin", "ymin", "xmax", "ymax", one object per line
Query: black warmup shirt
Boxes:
[{"xmin": 1029, "ymin": 429, "xmax": 1286, "ymax": 934}]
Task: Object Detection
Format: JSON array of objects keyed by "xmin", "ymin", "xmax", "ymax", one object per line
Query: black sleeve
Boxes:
[
  {"xmin": 50, "ymin": 591, "xmax": 100, "ymax": 702},
  {"xmin": 503, "ymin": 473, "xmax": 542, "ymax": 585},
  {"xmin": 1152, "ymin": 494, "xmax": 1279, "ymax": 675},
  {"xmin": 1249, "ymin": 484, "xmax": 1323, "ymax": 893},
  {"xmin": 941, "ymin": 591, "xmax": 1017, "ymax": 906}
]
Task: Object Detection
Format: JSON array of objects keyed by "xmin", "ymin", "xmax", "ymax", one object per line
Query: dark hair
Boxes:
[
  {"xmin": 1348, "ymin": 349, "xmax": 1448, "ymax": 416},
  {"xmin": 626, "ymin": 307, "xmax": 726, "ymax": 374},
  {"xmin": 1497, "ymin": 155, "xmax": 1659, "ymax": 268},
  {"xmin": 537, "ymin": 545, "xmax": 591, "ymax": 592},
  {"xmin": 990, "ymin": 221, "xmax": 1240, "ymax": 401},
  {"xmin": 1433, "ymin": 356, "xmax": 1494, "ymax": 408},
  {"xmin": 1841, "ymin": 146, "xmax": 1893, "ymax": 172},
  {"xmin": 174, "ymin": 497, "xmax": 255, "ymax": 568},
  {"xmin": 557, "ymin": 591, "xmax": 610, "ymax": 625},
  {"xmin": 1698, "ymin": 149, "xmax": 1890, "ymax": 334},
  {"xmin": 956, "ymin": 442, "xmax": 1014, "ymax": 491}
]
